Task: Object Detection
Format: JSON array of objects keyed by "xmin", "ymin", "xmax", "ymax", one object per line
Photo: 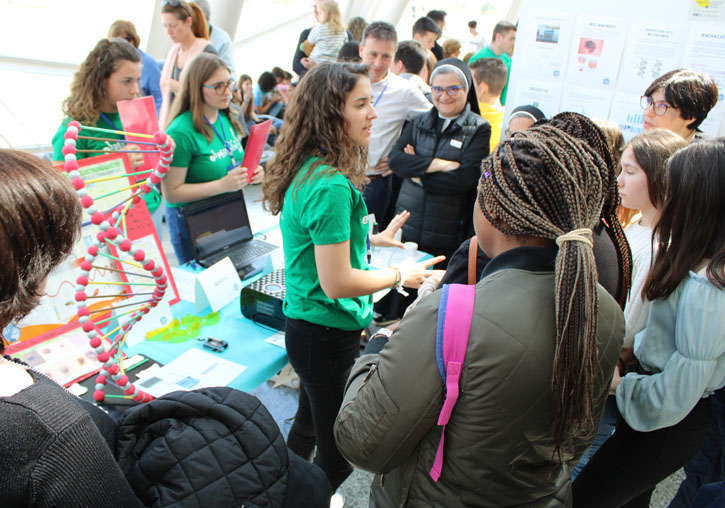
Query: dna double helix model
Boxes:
[{"xmin": 61, "ymin": 120, "xmax": 174, "ymax": 403}]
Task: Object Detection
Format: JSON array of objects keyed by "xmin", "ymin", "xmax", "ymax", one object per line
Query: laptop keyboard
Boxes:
[{"xmin": 209, "ymin": 240, "xmax": 276, "ymax": 268}]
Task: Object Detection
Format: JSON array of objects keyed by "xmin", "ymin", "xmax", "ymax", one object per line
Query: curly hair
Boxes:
[
  {"xmin": 166, "ymin": 53, "xmax": 243, "ymax": 139},
  {"xmin": 547, "ymin": 112, "xmax": 633, "ymax": 309},
  {"xmin": 0, "ymin": 150, "xmax": 81, "ymax": 352},
  {"xmin": 61, "ymin": 38, "xmax": 140, "ymax": 125},
  {"xmin": 263, "ymin": 62, "xmax": 370, "ymax": 215},
  {"xmin": 479, "ymin": 126, "xmax": 609, "ymax": 456}
]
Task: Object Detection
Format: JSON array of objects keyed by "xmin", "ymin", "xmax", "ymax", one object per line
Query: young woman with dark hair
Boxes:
[
  {"xmin": 0, "ymin": 149, "xmax": 143, "ymax": 507},
  {"xmin": 262, "ymin": 62, "xmax": 444, "ymax": 492},
  {"xmin": 162, "ymin": 53, "xmax": 263, "ymax": 265},
  {"xmin": 334, "ymin": 127, "xmax": 625, "ymax": 507},
  {"xmin": 641, "ymin": 68, "xmax": 718, "ymax": 141},
  {"xmin": 573, "ymin": 138, "xmax": 725, "ymax": 507}
]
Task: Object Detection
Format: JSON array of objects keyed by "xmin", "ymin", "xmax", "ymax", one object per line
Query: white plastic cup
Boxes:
[{"xmin": 404, "ymin": 241, "xmax": 418, "ymax": 258}]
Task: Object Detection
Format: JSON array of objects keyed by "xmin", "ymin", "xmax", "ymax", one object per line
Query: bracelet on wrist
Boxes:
[{"xmin": 391, "ymin": 266, "xmax": 402, "ymax": 289}]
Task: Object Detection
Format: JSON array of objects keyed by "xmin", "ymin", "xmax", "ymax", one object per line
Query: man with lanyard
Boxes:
[{"xmin": 358, "ymin": 22, "xmax": 431, "ymax": 229}]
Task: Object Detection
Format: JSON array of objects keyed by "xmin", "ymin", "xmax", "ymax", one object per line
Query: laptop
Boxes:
[{"xmin": 182, "ymin": 191, "xmax": 277, "ymax": 275}]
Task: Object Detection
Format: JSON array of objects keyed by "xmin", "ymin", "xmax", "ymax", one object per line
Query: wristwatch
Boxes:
[{"xmin": 371, "ymin": 328, "xmax": 393, "ymax": 340}]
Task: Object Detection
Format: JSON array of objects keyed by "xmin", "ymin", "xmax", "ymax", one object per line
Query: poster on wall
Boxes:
[
  {"xmin": 609, "ymin": 92, "xmax": 646, "ymax": 141},
  {"xmin": 507, "ymin": 80, "xmax": 563, "ymax": 120},
  {"xmin": 616, "ymin": 23, "xmax": 689, "ymax": 94},
  {"xmin": 515, "ymin": 11, "xmax": 575, "ymax": 81},
  {"xmin": 689, "ymin": 0, "xmax": 725, "ymax": 23},
  {"xmin": 565, "ymin": 16, "xmax": 627, "ymax": 89},
  {"xmin": 559, "ymin": 85, "xmax": 613, "ymax": 121}
]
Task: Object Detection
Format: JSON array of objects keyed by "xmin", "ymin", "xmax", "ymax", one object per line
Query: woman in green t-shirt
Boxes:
[
  {"xmin": 52, "ymin": 38, "xmax": 163, "ymax": 238},
  {"xmin": 262, "ymin": 62, "xmax": 444, "ymax": 492},
  {"xmin": 162, "ymin": 53, "xmax": 263, "ymax": 264}
]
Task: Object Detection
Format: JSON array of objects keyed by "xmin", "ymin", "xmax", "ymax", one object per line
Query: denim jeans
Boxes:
[
  {"xmin": 165, "ymin": 205, "xmax": 194, "ymax": 265},
  {"xmin": 285, "ymin": 317, "xmax": 361, "ymax": 491},
  {"xmin": 571, "ymin": 395, "xmax": 619, "ymax": 480}
]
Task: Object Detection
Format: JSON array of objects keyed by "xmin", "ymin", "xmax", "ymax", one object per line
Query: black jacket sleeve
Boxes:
[
  {"xmin": 293, "ymin": 28, "xmax": 312, "ymax": 77},
  {"xmin": 420, "ymin": 123, "xmax": 491, "ymax": 194},
  {"xmin": 388, "ymin": 121, "xmax": 433, "ymax": 179}
]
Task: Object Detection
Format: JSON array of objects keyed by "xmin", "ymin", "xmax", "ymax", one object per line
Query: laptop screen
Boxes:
[{"xmin": 184, "ymin": 191, "xmax": 253, "ymax": 259}]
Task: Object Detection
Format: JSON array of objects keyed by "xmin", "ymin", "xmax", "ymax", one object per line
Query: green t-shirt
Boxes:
[
  {"xmin": 164, "ymin": 110, "xmax": 244, "ymax": 208},
  {"xmin": 52, "ymin": 112, "xmax": 161, "ymax": 213},
  {"xmin": 469, "ymin": 46, "xmax": 512, "ymax": 105},
  {"xmin": 280, "ymin": 157, "xmax": 372, "ymax": 331}
]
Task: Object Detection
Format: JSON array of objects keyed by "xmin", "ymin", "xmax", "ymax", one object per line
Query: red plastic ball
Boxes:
[
  {"xmin": 80, "ymin": 260, "xmax": 92, "ymax": 271},
  {"xmin": 149, "ymin": 174, "xmax": 161, "ymax": 184},
  {"xmin": 88, "ymin": 245, "xmax": 99, "ymax": 256},
  {"xmin": 105, "ymin": 227, "xmax": 118, "ymax": 240},
  {"xmin": 96, "ymin": 231, "xmax": 106, "ymax": 242},
  {"xmin": 76, "ymin": 275, "xmax": 89, "ymax": 286},
  {"xmin": 133, "ymin": 249, "xmax": 145, "ymax": 262},
  {"xmin": 107, "ymin": 364, "xmax": 119, "ymax": 375},
  {"xmin": 119, "ymin": 239, "xmax": 132, "ymax": 252},
  {"xmin": 152, "ymin": 267, "xmax": 164, "ymax": 277},
  {"xmin": 97, "ymin": 352, "xmax": 110, "ymax": 363},
  {"xmin": 124, "ymin": 386, "xmax": 136, "ymax": 395},
  {"xmin": 82, "ymin": 321, "xmax": 94, "ymax": 332},
  {"xmin": 139, "ymin": 184, "xmax": 151, "ymax": 194},
  {"xmin": 77, "ymin": 306, "xmax": 90, "ymax": 317},
  {"xmin": 61, "ymin": 145, "xmax": 75, "ymax": 156},
  {"xmin": 153, "ymin": 132, "xmax": 167, "ymax": 145},
  {"xmin": 143, "ymin": 259, "xmax": 155, "ymax": 271},
  {"xmin": 68, "ymin": 120, "xmax": 81, "ymax": 129},
  {"xmin": 157, "ymin": 275, "xmax": 167, "ymax": 285},
  {"xmin": 157, "ymin": 166, "xmax": 169, "ymax": 174},
  {"xmin": 89, "ymin": 337, "xmax": 101, "ymax": 348},
  {"xmin": 65, "ymin": 159, "xmax": 79, "ymax": 172},
  {"xmin": 64, "ymin": 130, "xmax": 78, "ymax": 140},
  {"xmin": 80, "ymin": 195, "xmax": 94, "ymax": 208},
  {"xmin": 117, "ymin": 375, "xmax": 129, "ymax": 387},
  {"xmin": 133, "ymin": 393, "xmax": 145, "ymax": 402},
  {"xmin": 95, "ymin": 374, "xmax": 107, "ymax": 385},
  {"xmin": 75, "ymin": 292, "xmax": 87, "ymax": 301},
  {"xmin": 109, "ymin": 348, "xmax": 118, "ymax": 356},
  {"xmin": 71, "ymin": 177, "xmax": 85, "ymax": 190},
  {"xmin": 90, "ymin": 212, "xmax": 104, "ymax": 225},
  {"xmin": 93, "ymin": 390, "xmax": 106, "ymax": 402}
]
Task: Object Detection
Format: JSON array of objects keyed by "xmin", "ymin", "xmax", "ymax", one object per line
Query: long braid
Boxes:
[
  {"xmin": 549, "ymin": 112, "xmax": 633, "ymax": 309},
  {"xmin": 479, "ymin": 127, "xmax": 607, "ymax": 456}
]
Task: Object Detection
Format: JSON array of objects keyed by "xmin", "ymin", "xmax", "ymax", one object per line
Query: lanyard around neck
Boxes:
[
  {"xmin": 203, "ymin": 113, "xmax": 237, "ymax": 169},
  {"xmin": 373, "ymin": 79, "xmax": 389, "ymax": 108}
]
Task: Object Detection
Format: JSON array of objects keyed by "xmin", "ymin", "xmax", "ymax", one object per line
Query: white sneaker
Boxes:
[{"xmin": 330, "ymin": 492, "xmax": 345, "ymax": 508}]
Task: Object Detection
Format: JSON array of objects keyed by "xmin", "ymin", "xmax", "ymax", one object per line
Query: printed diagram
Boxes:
[{"xmin": 636, "ymin": 57, "xmax": 664, "ymax": 79}]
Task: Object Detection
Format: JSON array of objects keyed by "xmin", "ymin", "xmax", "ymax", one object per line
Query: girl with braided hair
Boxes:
[
  {"xmin": 573, "ymin": 138, "xmax": 725, "ymax": 507},
  {"xmin": 334, "ymin": 127, "xmax": 624, "ymax": 507}
]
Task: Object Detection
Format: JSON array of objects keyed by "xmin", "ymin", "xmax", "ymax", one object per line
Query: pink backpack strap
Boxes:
[{"xmin": 430, "ymin": 283, "xmax": 475, "ymax": 482}]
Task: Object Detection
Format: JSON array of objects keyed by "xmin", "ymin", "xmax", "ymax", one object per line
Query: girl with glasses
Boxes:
[
  {"xmin": 159, "ymin": 0, "xmax": 217, "ymax": 127},
  {"xmin": 162, "ymin": 53, "xmax": 263, "ymax": 265},
  {"xmin": 640, "ymin": 68, "xmax": 718, "ymax": 142},
  {"xmin": 388, "ymin": 58, "xmax": 491, "ymax": 267}
]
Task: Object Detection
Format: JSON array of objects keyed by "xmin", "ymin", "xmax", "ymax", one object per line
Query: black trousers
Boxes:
[
  {"xmin": 573, "ymin": 397, "xmax": 712, "ymax": 507},
  {"xmin": 285, "ymin": 317, "xmax": 361, "ymax": 491}
]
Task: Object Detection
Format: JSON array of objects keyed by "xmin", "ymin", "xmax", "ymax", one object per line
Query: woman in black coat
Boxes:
[{"xmin": 389, "ymin": 58, "xmax": 491, "ymax": 265}]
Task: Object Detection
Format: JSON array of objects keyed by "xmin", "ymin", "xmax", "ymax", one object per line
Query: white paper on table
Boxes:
[
  {"xmin": 170, "ymin": 267, "xmax": 197, "ymax": 302},
  {"xmin": 609, "ymin": 92, "xmax": 646, "ymax": 141},
  {"xmin": 264, "ymin": 332, "xmax": 286, "ymax": 349},
  {"xmin": 616, "ymin": 23, "xmax": 688, "ymax": 94},
  {"xmin": 194, "ymin": 257, "xmax": 242, "ymax": 312},
  {"xmin": 514, "ymin": 10, "xmax": 575, "ymax": 82},
  {"xmin": 135, "ymin": 348, "xmax": 247, "ymax": 398},
  {"xmin": 559, "ymin": 85, "xmax": 613, "ymax": 121},
  {"xmin": 125, "ymin": 301, "xmax": 174, "ymax": 347},
  {"xmin": 565, "ymin": 15, "xmax": 627, "ymax": 89},
  {"xmin": 507, "ymin": 79, "xmax": 563, "ymax": 121}
]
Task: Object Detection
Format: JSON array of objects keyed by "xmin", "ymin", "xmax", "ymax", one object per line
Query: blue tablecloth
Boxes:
[{"xmin": 125, "ymin": 262, "xmax": 288, "ymax": 392}]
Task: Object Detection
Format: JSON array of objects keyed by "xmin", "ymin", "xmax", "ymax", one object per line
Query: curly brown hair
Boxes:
[
  {"xmin": 61, "ymin": 38, "xmax": 141, "ymax": 125},
  {"xmin": 479, "ymin": 126, "xmax": 609, "ymax": 457},
  {"xmin": 166, "ymin": 53, "xmax": 244, "ymax": 139},
  {"xmin": 0, "ymin": 150, "xmax": 81, "ymax": 352},
  {"xmin": 263, "ymin": 62, "xmax": 370, "ymax": 215}
]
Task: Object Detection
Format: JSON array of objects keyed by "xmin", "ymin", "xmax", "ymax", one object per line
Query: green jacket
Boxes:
[{"xmin": 334, "ymin": 247, "xmax": 624, "ymax": 507}]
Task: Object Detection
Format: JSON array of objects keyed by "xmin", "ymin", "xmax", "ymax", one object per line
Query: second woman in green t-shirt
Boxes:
[{"xmin": 162, "ymin": 53, "xmax": 264, "ymax": 264}]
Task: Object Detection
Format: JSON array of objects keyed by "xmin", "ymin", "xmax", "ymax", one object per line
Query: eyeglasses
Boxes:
[
  {"xmin": 431, "ymin": 85, "xmax": 464, "ymax": 97},
  {"xmin": 640, "ymin": 95, "xmax": 674, "ymax": 116},
  {"xmin": 203, "ymin": 79, "xmax": 235, "ymax": 95},
  {"xmin": 162, "ymin": 0, "xmax": 191, "ymax": 16}
]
